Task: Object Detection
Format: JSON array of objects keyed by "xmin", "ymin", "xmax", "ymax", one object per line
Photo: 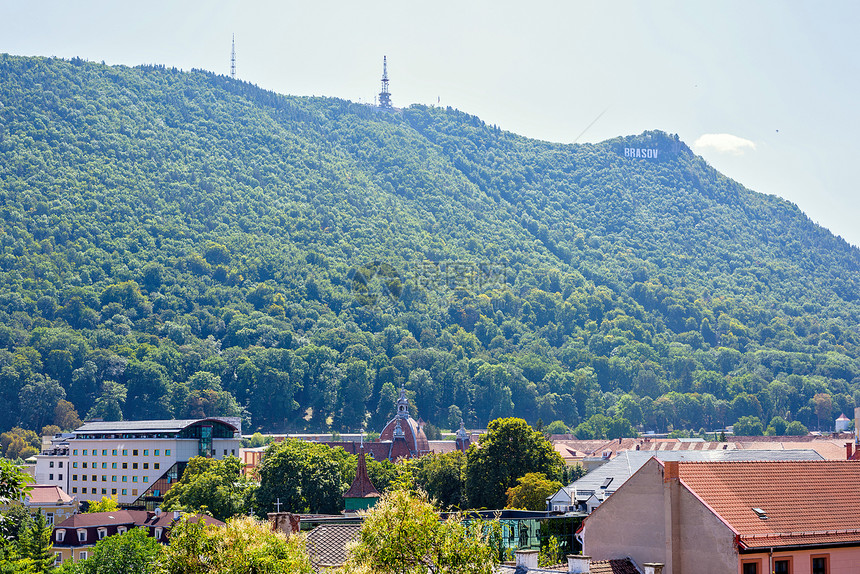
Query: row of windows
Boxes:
[
  {"xmin": 71, "ymin": 474, "xmax": 149, "ymax": 483},
  {"xmin": 72, "ymin": 448, "xmax": 171, "ymax": 457},
  {"xmin": 70, "ymin": 487, "xmax": 139, "ymax": 496},
  {"xmin": 48, "ymin": 473, "xmax": 62, "ymax": 481},
  {"xmin": 742, "ymin": 555, "xmax": 829, "ymax": 574},
  {"xmin": 73, "ymin": 462, "xmax": 158, "ymax": 470},
  {"xmin": 48, "ymin": 461, "xmax": 63, "ymax": 468}
]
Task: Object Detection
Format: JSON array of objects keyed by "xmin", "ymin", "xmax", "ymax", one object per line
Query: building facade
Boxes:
[{"xmin": 34, "ymin": 418, "xmax": 241, "ymax": 508}]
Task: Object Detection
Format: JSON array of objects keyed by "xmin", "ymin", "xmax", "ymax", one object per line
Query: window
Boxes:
[
  {"xmin": 91, "ymin": 475, "xmax": 97, "ymax": 482},
  {"xmin": 46, "ymin": 513, "xmax": 54, "ymax": 526},
  {"xmin": 122, "ymin": 476, "xmax": 127, "ymax": 482},
  {"xmin": 774, "ymin": 557, "xmax": 792, "ymax": 574},
  {"xmin": 111, "ymin": 449, "xmax": 116, "ymax": 456},
  {"xmin": 101, "ymin": 488, "xmax": 107, "ymax": 495},
  {"xmin": 133, "ymin": 476, "xmax": 138, "ymax": 482},
  {"xmin": 121, "ymin": 489, "xmax": 127, "ymax": 496},
  {"xmin": 55, "ymin": 529, "xmax": 65, "ymax": 543},
  {"xmin": 97, "ymin": 528, "xmax": 107, "ymax": 540},
  {"xmin": 73, "ymin": 450, "xmax": 78, "ymax": 456},
  {"xmin": 72, "ymin": 474, "xmax": 77, "ymax": 481},
  {"xmin": 50, "ymin": 461, "xmax": 55, "ymax": 468},
  {"xmin": 812, "ymin": 555, "xmax": 829, "ymax": 574},
  {"xmin": 82, "ymin": 449, "xmax": 87, "ymax": 456},
  {"xmin": 72, "ymin": 462, "xmax": 77, "ymax": 468},
  {"xmin": 132, "ymin": 463, "xmax": 138, "ymax": 470},
  {"xmin": 132, "ymin": 489, "xmax": 138, "ymax": 496},
  {"xmin": 112, "ymin": 462, "xmax": 117, "ymax": 469},
  {"xmin": 133, "ymin": 450, "xmax": 138, "ymax": 456},
  {"xmin": 143, "ymin": 463, "xmax": 149, "ymax": 469},
  {"xmin": 224, "ymin": 449, "xmax": 228, "ymax": 456},
  {"xmin": 79, "ymin": 551, "xmax": 87, "ymax": 561},
  {"xmin": 71, "ymin": 487, "xmax": 77, "ymax": 494},
  {"xmin": 117, "ymin": 526, "xmax": 126, "ymax": 534},
  {"xmin": 154, "ymin": 463, "xmax": 160, "ymax": 470},
  {"xmin": 154, "ymin": 527, "xmax": 163, "ymax": 539},
  {"xmin": 58, "ymin": 461, "xmax": 63, "ymax": 468},
  {"xmin": 742, "ymin": 560, "xmax": 761, "ymax": 574},
  {"xmin": 58, "ymin": 474, "xmax": 62, "ymax": 481},
  {"xmin": 122, "ymin": 449, "xmax": 127, "ymax": 456},
  {"xmin": 103, "ymin": 449, "xmax": 108, "ymax": 456},
  {"xmin": 102, "ymin": 475, "xmax": 107, "ymax": 482},
  {"xmin": 49, "ymin": 474, "xmax": 54, "ymax": 481},
  {"xmin": 154, "ymin": 450, "xmax": 160, "ymax": 456},
  {"xmin": 54, "ymin": 552, "xmax": 62, "ymax": 565},
  {"xmin": 143, "ymin": 450, "xmax": 149, "ymax": 456},
  {"xmin": 111, "ymin": 488, "xmax": 117, "ymax": 495},
  {"xmin": 77, "ymin": 529, "xmax": 87, "ymax": 542},
  {"xmin": 165, "ymin": 450, "xmax": 171, "ymax": 456},
  {"xmin": 101, "ymin": 462, "xmax": 107, "ymax": 469},
  {"xmin": 232, "ymin": 449, "xmax": 236, "ymax": 455},
  {"xmin": 143, "ymin": 476, "xmax": 149, "ymax": 483},
  {"xmin": 122, "ymin": 463, "xmax": 128, "ymax": 469},
  {"xmin": 82, "ymin": 462, "xmax": 87, "ymax": 469},
  {"xmin": 112, "ymin": 476, "xmax": 117, "ymax": 482},
  {"xmin": 81, "ymin": 487, "xmax": 86, "ymax": 494}
]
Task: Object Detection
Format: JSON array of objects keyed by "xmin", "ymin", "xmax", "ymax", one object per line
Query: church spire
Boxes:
[{"xmin": 396, "ymin": 384, "xmax": 409, "ymax": 418}]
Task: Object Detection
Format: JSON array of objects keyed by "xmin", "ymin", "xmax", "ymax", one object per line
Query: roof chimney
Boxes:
[
  {"xmin": 664, "ymin": 460, "xmax": 679, "ymax": 482},
  {"xmin": 567, "ymin": 554, "xmax": 591, "ymax": 573},
  {"xmin": 643, "ymin": 563, "xmax": 664, "ymax": 574},
  {"xmin": 174, "ymin": 510, "xmax": 181, "ymax": 520},
  {"xmin": 848, "ymin": 442, "xmax": 854, "ymax": 460},
  {"xmin": 515, "ymin": 549, "xmax": 538, "ymax": 570}
]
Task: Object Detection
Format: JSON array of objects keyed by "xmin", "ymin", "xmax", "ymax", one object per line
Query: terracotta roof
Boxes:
[
  {"xmin": 306, "ymin": 524, "xmax": 361, "ymax": 571},
  {"xmin": 343, "ymin": 448, "xmax": 380, "ymax": 499},
  {"xmin": 25, "ymin": 484, "xmax": 74, "ymax": 505},
  {"xmin": 674, "ymin": 460, "xmax": 860, "ymax": 549},
  {"xmin": 591, "ymin": 558, "xmax": 641, "ymax": 574}
]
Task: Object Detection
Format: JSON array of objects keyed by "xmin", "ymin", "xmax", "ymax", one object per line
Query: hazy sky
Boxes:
[{"xmin": 2, "ymin": 1, "xmax": 859, "ymax": 245}]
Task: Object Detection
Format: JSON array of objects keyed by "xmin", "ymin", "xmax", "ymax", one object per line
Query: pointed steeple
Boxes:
[
  {"xmin": 343, "ymin": 446, "xmax": 380, "ymax": 511},
  {"xmin": 396, "ymin": 384, "xmax": 409, "ymax": 419}
]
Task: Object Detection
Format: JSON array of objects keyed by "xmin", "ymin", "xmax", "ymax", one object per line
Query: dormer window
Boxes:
[
  {"xmin": 117, "ymin": 526, "xmax": 127, "ymax": 535},
  {"xmin": 97, "ymin": 528, "xmax": 107, "ymax": 540},
  {"xmin": 154, "ymin": 527, "xmax": 163, "ymax": 540},
  {"xmin": 77, "ymin": 529, "xmax": 87, "ymax": 542},
  {"xmin": 55, "ymin": 529, "xmax": 65, "ymax": 543}
]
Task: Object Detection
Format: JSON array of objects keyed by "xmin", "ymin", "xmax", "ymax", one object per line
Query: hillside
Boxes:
[{"xmin": 0, "ymin": 53, "xmax": 859, "ymax": 438}]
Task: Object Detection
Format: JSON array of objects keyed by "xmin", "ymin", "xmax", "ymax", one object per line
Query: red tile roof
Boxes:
[
  {"xmin": 25, "ymin": 484, "xmax": 74, "ymax": 505},
  {"xmin": 343, "ymin": 448, "xmax": 380, "ymax": 499},
  {"xmin": 673, "ymin": 460, "xmax": 860, "ymax": 549}
]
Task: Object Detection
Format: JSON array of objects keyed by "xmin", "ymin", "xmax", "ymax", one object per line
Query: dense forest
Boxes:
[{"xmin": 1, "ymin": 53, "xmax": 859, "ymax": 442}]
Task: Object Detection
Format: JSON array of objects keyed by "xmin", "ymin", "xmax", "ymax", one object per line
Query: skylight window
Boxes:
[
  {"xmin": 600, "ymin": 477, "xmax": 613, "ymax": 489},
  {"xmin": 752, "ymin": 508, "xmax": 768, "ymax": 520}
]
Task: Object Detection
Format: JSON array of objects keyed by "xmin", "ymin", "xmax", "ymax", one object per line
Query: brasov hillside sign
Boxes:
[{"xmin": 624, "ymin": 148, "xmax": 659, "ymax": 159}]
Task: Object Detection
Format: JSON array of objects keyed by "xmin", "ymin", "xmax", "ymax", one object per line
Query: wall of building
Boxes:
[
  {"xmin": 739, "ymin": 547, "xmax": 860, "ymax": 574},
  {"xmin": 583, "ymin": 458, "xmax": 738, "ymax": 574}
]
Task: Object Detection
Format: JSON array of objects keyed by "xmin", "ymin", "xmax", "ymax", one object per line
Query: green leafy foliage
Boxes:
[
  {"xmin": 162, "ymin": 456, "xmax": 253, "ymax": 522},
  {"xmin": 465, "ymin": 418, "xmax": 564, "ymax": 509},
  {"xmin": 340, "ymin": 488, "xmax": 498, "ymax": 574},
  {"xmin": 56, "ymin": 527, "xmax": 162, "ymax": 574},
  {"xmin": 505, "ymin": 472, "xmax": 563, "ymax": 511},
  {"xmin": 0, "ymin": 55, "xmax": 859, "ymax": 440}
]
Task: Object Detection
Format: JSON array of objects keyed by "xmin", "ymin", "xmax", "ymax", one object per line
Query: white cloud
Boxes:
[{"xmin": 693, "ymin": 133, "xmax": 757, "ymax": 155}]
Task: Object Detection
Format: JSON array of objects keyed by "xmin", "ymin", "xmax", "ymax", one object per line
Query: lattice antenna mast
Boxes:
[
  {"xmin": 230, "ymin": 34, "xmax": 236, "ymax": 79},
  {"xmin": 378, "ymin": 56, "xmax": 392, "ymax": 109}
]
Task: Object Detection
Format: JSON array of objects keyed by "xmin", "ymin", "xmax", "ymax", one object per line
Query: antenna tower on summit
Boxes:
[
  {"xmin": 230, "ymin": 34, "xmax": 236, "ymax": 79},
  {"xmin": 378, "ymin": 56, "xmax": 392, "ymax": 109}
]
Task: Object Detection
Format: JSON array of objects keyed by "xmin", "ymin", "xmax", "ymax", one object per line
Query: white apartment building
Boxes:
[{"xmin": 34, "ymin": 418, "xmax": 241, "ymax": 508}]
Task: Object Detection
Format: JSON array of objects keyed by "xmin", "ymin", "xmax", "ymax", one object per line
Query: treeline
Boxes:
[{"xmin": 0, "ymin": 54, "xmax": 859, "ymax": 439}]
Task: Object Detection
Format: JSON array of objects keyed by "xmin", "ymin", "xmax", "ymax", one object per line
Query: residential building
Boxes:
[
  {"xmin": 34, "ymin": 418, "xmax": 241, "ymax": 508},
  {"xmin": 547, "ymin": 449, "xmax": 823, "ymax": 513},
  {"xmin": 52, "ymin": 508, "xmax": 223, "ymax": 565},
  {"xmin": 581, "ymin": 459, "xmax": 860, "ymax": 574}
]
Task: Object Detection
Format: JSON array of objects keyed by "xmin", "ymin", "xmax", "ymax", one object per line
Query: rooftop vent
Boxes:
[{"xmin": 752, "ymin": 508, "xmax": 768, "ymax": 520}]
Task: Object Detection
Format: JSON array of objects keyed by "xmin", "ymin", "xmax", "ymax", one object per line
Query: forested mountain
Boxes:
[{"xmin": 1, "ymin": 53, "xmax": 859, "ymax": 438}]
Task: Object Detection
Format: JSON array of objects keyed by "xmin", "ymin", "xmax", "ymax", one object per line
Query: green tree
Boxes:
[
  {"xmin": 505, "ymin": 473, "xmax": 562, "ymax": 511},
  {"xmin": 256, "ymin": 440, "xmax": 350, "ymax": 515},
  {"xmin": 543, "ymin": 420, "xmax": 569, "ymax": 436},
  {"xmin": 162, "ymin": 456, "xmax": 252, "ymax": 522},
  {"xmin": 18, "ymin": 511, "xmax": 54, "ymax": 573},
  {"xmin": 464, "ymin": 418, "xmax": 564, "ymax": 509},
  {"xmin": 160, "ymin": 516, "xmax": 312, "ymax": 574},
  {"xmin": 85, "ymin": 496, "xmax": 119, "ymax": 513},
  {"xmin": 785, "ymin": 421, "xmax": 809, "ymax": 436},
  {"xmin": 410, "ymin": 451, "xmax": 468, "ymax": 510},
  {"xmin": 765, "ymin": 416, "xmax": 789, "ymax": 436},
  {"xmin": 340, "ymin": 488, "xmax": 498, "ymax": 574},
  {"xmin": 57, "ymin": 527, "xmax": 162, "ymax": 574},
  {"xmin": 0, "ymin": 458, "xmax": 33, "ymax": 503},
  {"xmin": 732, "ymin": 415, "xmax": 764, "ymax": 436}
]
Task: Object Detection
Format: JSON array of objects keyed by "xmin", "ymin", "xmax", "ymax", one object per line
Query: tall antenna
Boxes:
[
  {"xmin": 230, "ymin": 34, "xmax": 236, "ymax": 79},
  {"xmin": 378, "ymin": 56, "xmax": 391, "ymax": 109}
]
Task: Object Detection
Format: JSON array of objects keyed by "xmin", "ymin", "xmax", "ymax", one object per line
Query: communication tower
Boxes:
[
  {"xmin": 378, "ymin": 56, "xmax": 392, "ymax": 109},
  {"xmin": 230, "ymin": 34, "xmax": 236, "ymax": 79}
]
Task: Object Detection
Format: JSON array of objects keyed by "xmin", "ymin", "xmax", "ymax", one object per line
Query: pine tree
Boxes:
[{"xmin": 19, "ymin": 511, "xmax": 54, "ymax": 573}]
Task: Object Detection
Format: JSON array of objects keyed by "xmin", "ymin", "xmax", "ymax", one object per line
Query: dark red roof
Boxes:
[{"xmin": 343, "ymin": 448, "xmax": 380, "ymax": 499}]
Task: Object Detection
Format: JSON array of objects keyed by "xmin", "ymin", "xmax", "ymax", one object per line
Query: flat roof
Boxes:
[{"xmin": 75, "ymin": 418, "xmax": 238, "ymax": 434}]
